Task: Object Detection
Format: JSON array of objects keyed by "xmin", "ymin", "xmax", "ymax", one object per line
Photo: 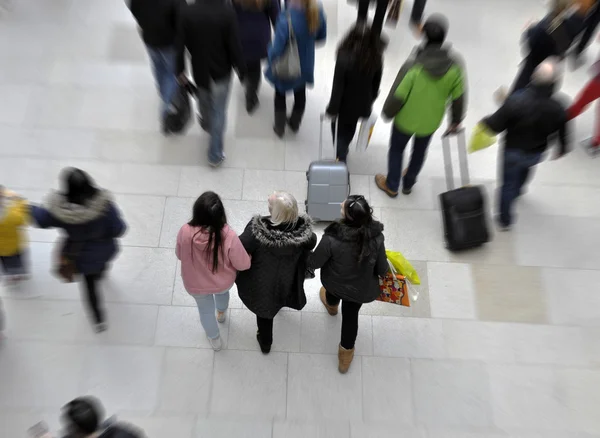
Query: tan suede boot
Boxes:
[
  {"xmin": 320, "ymin": 287, "xmax": 339, "ymax": 316},
  {"xmin": 338, "ymin": 345, "xmax": 355, "ymax": 374}
]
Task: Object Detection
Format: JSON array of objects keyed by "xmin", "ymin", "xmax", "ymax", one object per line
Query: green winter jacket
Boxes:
[{"xmin": 382, "ymin": 44, "xmax": 467, "ymax": 136}]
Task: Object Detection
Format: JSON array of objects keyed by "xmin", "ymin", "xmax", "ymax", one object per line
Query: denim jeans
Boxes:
[
  {"xmin": 191, "ymin": 290, "xmax": 230, "ymax": 339},
  {"xmin": 146, "ymin": 46, "xmax": 177, "ymax": 117},
  {"xmin": 197, "ymin": 78, "xmax": 231, "ymax": 163},
  {"xmin": 386, "ymin": 126, "xmax": 433, "ymax": 192},
  {"xmin": 499, "ymin": 148, "xmax": 543, "ymax": 226}
]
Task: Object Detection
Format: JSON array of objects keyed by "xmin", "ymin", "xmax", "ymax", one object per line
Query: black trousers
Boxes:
[
  {"xmin": 256, "ymin": 315, "xmax": 274, "ymax": 345},
  {"xmin": 82, "ymin": 273, "xmax": 105, "ymax": 324},
  {"xmin": 331, "ymin": 116, "xmax": 359, "ymax": 162},
  {"xmin": 357, "ymin": 0, "xmax": 389, "ymax": 35},
  {"xmin": 511, "ymin": 26, "xmax": 558, "ymax": 93},
  {"xmin": 325, "ymin": 290, "xmax": 363, "ymax": 350},
  {"xmin": 274, "ymin": 86, "xmax": 306, "ymax": 114},
  {"xmin": 576, "ymin": 4, "xmax": 600, "ymax": 55},
  {"xmin": 245, "ymin": 59, "xmax": 262, "ymax": 101}
]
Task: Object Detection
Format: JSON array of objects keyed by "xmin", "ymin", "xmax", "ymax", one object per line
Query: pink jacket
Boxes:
[{"xmin": 176, "ymin": 224, "xmax": 251, "ymax": 294}]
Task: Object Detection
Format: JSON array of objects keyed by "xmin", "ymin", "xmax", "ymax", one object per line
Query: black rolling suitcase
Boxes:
[{"xmin": 439, "ymin": 130, "xmax": 490, "ymax": 251}]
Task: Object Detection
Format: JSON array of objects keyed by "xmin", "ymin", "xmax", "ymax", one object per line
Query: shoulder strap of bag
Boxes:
[{"xmin": 286, "ymin": 12, "xmax": 295, "ymax": 41}]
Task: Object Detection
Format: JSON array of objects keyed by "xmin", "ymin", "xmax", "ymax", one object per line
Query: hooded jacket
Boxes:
[
  {"xmin": 233, "ymin": 0, "xmax": 280, "ymax": 62},
  {"xmin": 309, "ymin": 220, "xmax": 388, "ymax": 303},
  {"xmin": 236, "ymin": 215, "xmax": 317, "ymax": 318},
  {"xmin": 30, "ymin": 190, "xmax": 127, "ymax": 275},
  {"xmin": 382, "ymin": 44, "xmax": 466, "ymax": 136},
  {"xmin": 176, "ymin": 223, "xmax": 251, "ymax": 295},
  {"xmin": 0, "ymin": 189, "xmax": 28, "ymax": 257}
]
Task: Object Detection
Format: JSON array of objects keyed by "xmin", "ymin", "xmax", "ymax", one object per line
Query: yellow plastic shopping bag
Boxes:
[
  {"xmin": 385, "ymin": 250, "xmax": 421, "ymax": 285},
  {"xmin": 468, "ymin": 122, "xmax": 497, "ymax": 154}
]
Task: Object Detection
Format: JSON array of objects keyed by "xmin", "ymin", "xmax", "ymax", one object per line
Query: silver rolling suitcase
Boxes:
[{"xmin": 305, "ymin": 115, "xmax": 350, "ymax": 222}]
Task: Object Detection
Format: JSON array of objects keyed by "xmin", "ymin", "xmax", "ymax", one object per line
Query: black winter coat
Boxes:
[
  {"xmin": 236, "ymin": 215, "xmax": 317, "ymax": 319},
  {"xmin": 128, "ymin": 0, "xmax": 181, "ymax": 48},
  {"xmin": 309, "ymin": 221, "xmax": 387, "ymax": 304}
]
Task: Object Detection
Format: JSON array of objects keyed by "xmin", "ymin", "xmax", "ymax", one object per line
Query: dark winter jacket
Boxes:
[
  {"xmin": 348, "ymin": 0, "xmax": 427, "ymax": 25},
  {"xmin": 31, "ymin": 190, "xmax": 127, "ymax": 275},
  {"xmin": 233, "ymin": 0, "xmax": 280, "ymax": 62},
  {"xmin": 63, "ymin": 421, "xmax": 145, "ymax": 438},
  {"xmin": 326, "ymin": 49, "xmax": 383, "ymax": 121},
  {"xmin": 175, "ymin": 0, "xmax": 246, "ymax": 88},
  {"xmin": 525, "ymin": 10, "xmax": 584, "ymax": 58},
  {"xmin": 309, "ymin": 221, "xmax": 387, "ymax": 304},
  {"xmin": 128, "ymin": 0, "xmax": 181, "ymax": 48},
  {"xmin": 484, "ymin": 84, "xmax": 569, "ymax": 155},
  {"xmin": 236, "ymin": 215, "xmax": 317, "ymax": 319}
]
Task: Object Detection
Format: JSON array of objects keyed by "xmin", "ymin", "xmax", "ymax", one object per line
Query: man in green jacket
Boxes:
[{"xmin": 375, "ymin": 14, "xmax": 467, "ymax": 197}]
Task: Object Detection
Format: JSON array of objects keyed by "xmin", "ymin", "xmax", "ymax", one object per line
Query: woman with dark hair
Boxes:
[
  {"xmin": 309, "ymin": 195, "xmax": 387, "ymax": 373},
  {"xmin": 326, "ymin": 25, "xmax": 384, "ymax": 162},
  {"xmin": 31, "ymin": 168, "xmax": 126, "ymax": 333},
  {"xmin": 176, "ymin": 191, "xmax": 251, "ymax": 351}
]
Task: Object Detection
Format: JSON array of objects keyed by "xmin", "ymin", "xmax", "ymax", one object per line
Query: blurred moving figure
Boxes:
[
  {"xmin": 0, "ymin": 186, "xmax": 29, "ymax": 283},
  {"xmin": 30, "ymin": 169, "xmax": 127, "ymax": 333},
  {"xmin": 482, "ymin": 60, "xmax": 570, "ymax": 231},
  {"xmin": 61, "ymin": 397, "xmax": 144, "ymax": 438},
  {"xmin": 376, "ymin": 14, "xmax": 466, "ymax": 198},
  {"xmin": 127, "ymin": 0, "xmax": 182, "ymax": 130},
  {"xmin": 326, "ymin": 25, "xmax": 384, "ymax": 162},
  {"xmin": 176, "ymin": 192, "xmax": 251, "ymax": 351},
  {"xmin": 568, "ymin": 59, "xmax": 600, "ymax": 151},
  {"xmin": 265, "ymin": 0, "xmax": 327, "ymax": 138},
  {"xmin": 309, "ymin": 195, "xmax": 387, "ymax": 374},
  {"xmin": 350, "ymin": 0, "xmax": 427, "ymax": 36},
  {"xmin": 236, "ymin": 192, "xmax": 316, "ymax": 354},
  {"xmin": 176, "ymin": 0, "xmax": 246, "ymax": 167},
  {"xmin": 233, "ymin": 0, "xmax": 280, "ymax": 114},
  {"xmin": 572, "ymin": 0, "xmax": 598, "ymax": 66}
]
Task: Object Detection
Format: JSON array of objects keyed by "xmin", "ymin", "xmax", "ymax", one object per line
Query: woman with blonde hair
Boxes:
[
  {"xmin": 236, "ymin": 191, "xmax": 316, "ymax": 353},
  {"xmin": 264, "ymin": 0, "xmax": 327, "ymax": 137}
]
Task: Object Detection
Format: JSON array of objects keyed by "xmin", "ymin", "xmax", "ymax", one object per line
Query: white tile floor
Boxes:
[{"xmin": 1, "ymin": 0, "xmax": 600, "ymax": 436}]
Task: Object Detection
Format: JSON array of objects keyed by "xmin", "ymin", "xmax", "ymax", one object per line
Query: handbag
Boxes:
[
  {"xmin": 468, "ymin": 122, "xmax": 497, "ymax": 154},
  {"xmin": 377, "ymin": 259, "xmax": 410, "ymax": 307},
  {"xmin": 54, "ymin": 239, "xmax": 82, "ymax": 283},
  {"xmin": 272, "ymin": 13, "xmax": 302, "ymax": 80}
]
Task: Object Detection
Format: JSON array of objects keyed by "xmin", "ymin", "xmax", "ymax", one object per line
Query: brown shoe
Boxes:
[
  {"xmin": 338, "ymin": 344, "xmax": 355, "ymax": 374},
  {"xmin": 375, "ymin": 174, "xmax": 398, "ymax": 198},
  {"xmin": 320, "ymin": 287, "xmax": 338, "ymax": 316}
]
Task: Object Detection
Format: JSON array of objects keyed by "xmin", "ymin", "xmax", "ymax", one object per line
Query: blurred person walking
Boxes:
[
  {"xmin": 309, "ymin": 195, "xmax": 387, "ymax": 374},
  {"xmin": 30, "ymin": 168, "xmax": 127, "ymax": 333},
  {"xmin": 375, "ymin": 14, "xmax": 466, "ymax": 198},
  {"xmin": 568, "ymin": 58, "xmax": 600, "ymax": 152},
  {"xmin": 236, "ymin": 192, "xmax": 316, "ymax": 354},
  {"xmin": 482, "ymin": 60, "xmax": 569, "ymax": 231},
  {"xmin": 176, "ymin": 0, "xmax": 246, "ymax": 167},
  {"xmin": 571, "ymin": 0, "xmax": 598, "ymax": 66},
  {"xmin": 233, "ymin": 0, "xmax": 280, "ymax": 114},
  {"xmin": 265, "ymin": 0, "xmax": 327, "ymax": 138},
  {"xmin": 0, "ymin": 186, "xmax": 29, "ymax": 283},
  {"xmin": 325, "ymin": 25, "xmax": 384, "ymax": 162},
  {"xmin": 127, "ymin": 0, "xmax": 182, "ymax": 132},
  {"xmin": 349, "ymin": 0, "xmax": 427, "ymax": 36},
  {"xmin": 176, "ymin": 192, "xmax": 251, "ymax": 351}
]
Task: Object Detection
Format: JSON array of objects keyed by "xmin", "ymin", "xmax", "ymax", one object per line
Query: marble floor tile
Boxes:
[
  {"xmin": 158, "ymin": 196, "xmax": 195, "ymax": 248},
  {"xmin": 287, "ymin": 353, "xmax": 362, "ymax": 420},
  {"xmin": 242, "ymin": 169, "xmax": 307, "ymax": 203},
  {"xmin": 300, "ymin": 312, "xmax": 373, "ymax": 356},
  {"xmin": 427, "ymin": 261, "xmax": 477, "ymax": 320},
  {"xmin": 273, "ymin": 419, "xmax": 351, "ymax": 438},
  {"xmin": 107, "ymin": 23, "xmax": 147, "ymax": 63},
  {"xmin": 0, "ymin": 126, "xmax": 98, "ymax": 159},
  {"xmin": 221, "ymin": 138, "xmax": 286, "ymax": 171},
  {"xmin": 114, "ymin": 194, "xmax": 166, "ymax": 247},
  {"xmin": 513, "ymin": 324, "xmax": 590, "ymax": 367},
  {"xmin": 118, "ymin": 414, "xmax": 196, "ymax": 438},
  {"xmin": 0, "ymin": 84, "xmax": 37, "ymax": 125},
  {"xmin": 412, "ymin": 359, "xmax": 493, "ymax": 428},
  {"xmin": 228, "ymin": 308, "xmax": 301, "ymax": 353},
  {"xmin": 443, "ymin": 320, "xmax": 518, "ymax": 364},
  {"xmin": 195, "ymin": 417, "xmax": 273, "ymax": 438},
  {"xmin": 372, "ymin": 316, "xmax": 446, "ymax": 359},
  {"xmin": 471, "ymin": 264, "xmax": 547, "ymax": 324},
  {"xmin": 155, "ymin": 305, "xmax": 229, "ymax": 349},
  {"xmin": 178, "ymin": 166, "xmax": 244, "ymax": 200},
  {"xmin": 350, "ymin": 422, "xmax": 427, "ymax": 438},
  {"xmin": 561, "ymin": 368, "xmax": 600, "ymax": 434},
  {"xmin": 210, "ymin": 350, "xmax": 288, "ymax": 418},
  {"xmin": 25, "ymin": 85, "xmax": 85, "ymax": 129}
]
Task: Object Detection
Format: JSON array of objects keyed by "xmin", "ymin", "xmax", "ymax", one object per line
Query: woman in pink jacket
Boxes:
[{"xmin": 176, "ymin": 191, "xmax": 251, "ymax": 351}]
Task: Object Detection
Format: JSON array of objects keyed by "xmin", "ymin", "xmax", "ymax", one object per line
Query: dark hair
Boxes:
[
  {"xmin": 337, "ymin": 25, "xmax": 383, "ymax": 75},
  {"xmin": 61, "ymin": 167, "xmax": 99, "ymax": 205},
  {"xmin": 188, "ymin": 191, "xmax": 227, "ymax": 273},
  {"xmin": 423, "ymin": 14, "xmax": 449, "ymax": 45},
  {"xmin": 342, "ymin": 195, "xmax": 374, "ymax": 263},
  {"xmin": 62, "ymin": 396, "xmax": 104, "ymax": 436}
]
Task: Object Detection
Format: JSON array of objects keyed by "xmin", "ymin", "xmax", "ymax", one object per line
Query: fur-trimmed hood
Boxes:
[
  {"xmin": 324, "ymin": 220, "xmax": 384, "ymax": 242},
  {"xmin": 45, "ymin": 189, "xmax": 113, "ymax": 225},
  {"xmin": 250, "ymin": 215, "xmax": 314, "ymax": 247}
]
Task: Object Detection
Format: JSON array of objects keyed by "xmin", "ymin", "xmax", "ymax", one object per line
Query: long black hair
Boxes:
[
  {"xmin": 342, "ymin": 195, "xmax": 375, "ymax": 263},
  {"xmin": 61, "ymin": 167, "xmax": 99, "ymax": 205},
  {"xmin": 188, "ymin": 191, "xmax": 227, "ymax": 273},
  {"xmin": 337, "ymin": 25, "xmax": 384, "ymax": 76}
]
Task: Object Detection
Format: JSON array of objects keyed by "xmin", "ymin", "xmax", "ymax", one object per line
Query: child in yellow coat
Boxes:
[{"xmin": 0, "ymin": 186, "xmax": 29, "ymax": 281}]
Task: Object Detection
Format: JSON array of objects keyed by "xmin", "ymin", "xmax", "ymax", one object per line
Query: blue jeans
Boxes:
[
  {"xmin": 197, "ymin": 78, "xmax": 231, "ymax": 163},
  {"xmin": 499, "ymin": 148, "xmax": 543, "ymax": 226},
  {"xmin": 191, "ymin": 290, "xmax": 230, "ymax": 340},
  {"xmin": 386, "ymin": 126, "xmax": 433, "ymax": 192},
  {"xmin": 146, "ymin": 46, "xmax": 178, "ymax": 117}
]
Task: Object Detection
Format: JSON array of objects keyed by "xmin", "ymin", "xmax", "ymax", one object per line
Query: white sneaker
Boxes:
[
  {"xmin": 217, "ymin": 310, "xmax": 226, "ymax": 323},
  {"xmin": 208, "ymin": 335, "xmax": 222, "ymax": 351}
]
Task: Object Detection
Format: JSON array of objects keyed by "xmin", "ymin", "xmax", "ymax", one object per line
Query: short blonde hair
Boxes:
[{"xmin": 268, "ymin": 191, "xmax": 298, "ymax": 227}]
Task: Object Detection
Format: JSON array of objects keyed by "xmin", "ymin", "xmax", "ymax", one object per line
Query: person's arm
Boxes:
[
  {"xmin": 382, "ymin": 67, "xmax": 415, "ymax": 121},
  {"xmin": 308, "ymin": 236, "xmax": 331, "ymax": 269},
  {"xmin": 268, "ymin": 13, "xmax": 288, "ymax": 62},
  {"xmin": 482, "ymin": 98, "xmax": 513, "ymax": 134},
  {"xmin": 375, "ymin": 241, "xmax": 388, "ymax": 278},
  {"xmin": 229, "ymin": 233, "xmax": 252, "ymax": 271},
  {"xmin": 175, "ymin": 227, "xmax": 183, "ymax": 261},
  {"xmin": 239, "ymin": 221, "xmax": 259, "ymax": 255},
  {"xmin": 325, "ymin": 57, "xmax": 346, "ymax": 117},
  {"xmin": 29, "ymin": 205, "xmax": 58, "ymax": 229},
  {"xmin": 448, "ymin": 55, "xmax": 467, "ymax": 132},
  {"xmin": 267, "ymin": 0, "xmax": 280, "ymax": 28},
  {"xmin": 227, "ymin": 9, "xmax": 247, "ymax": 80},
  {"xmin": 106, "ymin": 203, "xmax": 127, "ymax": 238},
  {"xmin": 315, "ymin": 8, "xmax": 327, "ymax": 43},
  {"xmin": 556, "ymin": 110, "xmax": 570, "ymax": 158}
]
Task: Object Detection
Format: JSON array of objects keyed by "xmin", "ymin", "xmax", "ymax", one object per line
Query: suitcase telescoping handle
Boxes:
[
  {"xmin": 442, "ymin": 129, "xmax": 470, "ymax": 191},
  {"xmin": 319, "ymin": 113, "xmax": 338, "ymax": 160}
]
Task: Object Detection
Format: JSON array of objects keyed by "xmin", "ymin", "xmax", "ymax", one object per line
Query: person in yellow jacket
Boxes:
[{"xmin": 0, "ymin": 186, "xmax": 29, "ymax": 281}]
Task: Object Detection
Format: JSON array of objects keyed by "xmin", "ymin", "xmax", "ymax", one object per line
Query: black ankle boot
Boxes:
[
  {"xmin": 287, "ymin": 109, "xmax": 304, "ymax": 133},
  {"xmin": 256, "ymin": 331, "xmax": 271, "ymax": 354},
  {"xmin": 273, "ymin": 110, "xmax": 286, "ymax": 138}
]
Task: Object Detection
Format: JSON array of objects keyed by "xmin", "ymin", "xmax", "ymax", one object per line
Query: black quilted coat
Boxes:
[{"xmin": 236, "ymin": 215, "xmax": 317, "ymax": 319}]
